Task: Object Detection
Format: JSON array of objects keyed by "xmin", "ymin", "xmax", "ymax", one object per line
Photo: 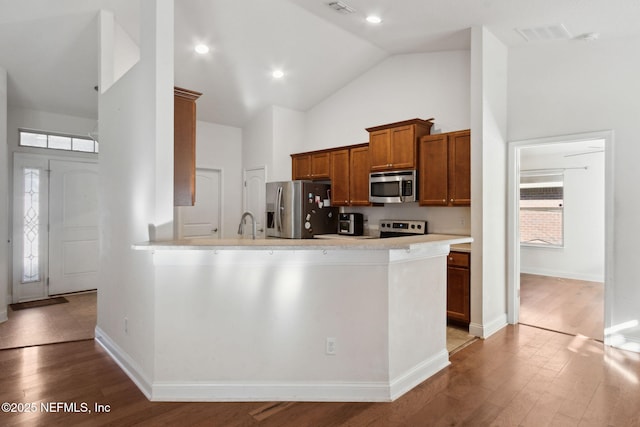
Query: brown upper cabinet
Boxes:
[
  {"xmin": 366, "ymin": 118, "xmax": 433, "ymax": 171},
  {"xmin": 291, "ymin": 144, "xmax": 371, "ymax": 207},
  {"xmin": 291, "ymin": 151, "xmax": 330, "ymax": 180},
  {"xmin": 174, "ymin": 87, "xmax": 202, "ymax": 206},
  {"xmin": 329, "ymin": 144, "xmax": 371, "ymax": 207},
  {"xmin": 330, "ymin": 148, "xmax": 350, "ymax": 206},
  {"xmin": 419, "ymin": 130, "xmax": 471, "ymax": 206},
  {"xmin": 348, "ymin": 145, "xmax": 371, "ymax": 206}
]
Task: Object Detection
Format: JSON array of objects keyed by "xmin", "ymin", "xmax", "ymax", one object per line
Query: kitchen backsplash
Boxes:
[{"xmin": 342, "ymin": 204, "xmax": 471, "ymax": 236}]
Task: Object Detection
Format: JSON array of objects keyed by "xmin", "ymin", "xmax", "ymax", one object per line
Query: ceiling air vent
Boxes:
[
  {"xmin": 327, "ymin": 1, "xmax": 356, "ymax": 14},
  {"xmin": 516, "ymin": 24, "xmax": 572, "ymax": 42}
]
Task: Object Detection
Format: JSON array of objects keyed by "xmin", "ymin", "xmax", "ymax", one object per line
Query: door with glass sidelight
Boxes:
[{"xmin": 12, "ymin": 154, "xmax": 99, "ymax": 302}]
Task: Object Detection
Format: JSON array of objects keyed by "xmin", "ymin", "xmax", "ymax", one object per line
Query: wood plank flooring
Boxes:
[
  {"xmin": 520, "ymin": 274, "xmax": 604, "ymax": 341},
  {"xmin": 0, "ymin": 292, "xmax": 96, "ymax": 350},
  {"xmin": 1, "ymin": 324, "xmax": 639, "ymax": 426}
]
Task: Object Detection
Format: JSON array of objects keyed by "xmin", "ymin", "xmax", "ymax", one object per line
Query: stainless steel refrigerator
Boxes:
[{"xmin": 266, "ymin": 181, "xmax": 338, "ymax": 239}]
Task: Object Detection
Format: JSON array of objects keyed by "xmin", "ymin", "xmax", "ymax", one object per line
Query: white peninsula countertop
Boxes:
[{"xmin": 106, "ymin": 233, "xmax": 472, "ymax": 403}]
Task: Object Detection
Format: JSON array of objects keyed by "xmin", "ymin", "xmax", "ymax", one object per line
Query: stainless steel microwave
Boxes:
[{"xmin": 369, "ymin": 170, "xmax": 417, "ymax": 203}]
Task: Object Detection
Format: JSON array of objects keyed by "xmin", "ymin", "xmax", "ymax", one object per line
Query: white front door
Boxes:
[
  {"xmin": 48, "ymin": 160, "xmax": 100, "ymax": 295},
  {"xmin": 178, "ymin": 168, "xmax": 221, "ymax": 239},
  {"xmin": 12, "ymin": 154, "xmax": 99, "ymax": 302},
  {"xmin": 243, "ymin": 167, "xmax": 266, "ymax": 236}
]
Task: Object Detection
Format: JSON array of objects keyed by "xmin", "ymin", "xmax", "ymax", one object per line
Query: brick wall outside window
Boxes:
[{"xmin": 520, "ymin": 186, "xmax": 563, "ymax": 246}]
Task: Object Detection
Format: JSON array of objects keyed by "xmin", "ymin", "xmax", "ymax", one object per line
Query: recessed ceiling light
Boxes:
[
  {"xmin": 272, "ymin": 70, "xmax": 285, "ymax": 79},
  {"xmin": 366, "ymin": 15, "xmax": 382, "ymax": 24},
  {"xmin": 194, "ymin": 44, "xmax": 210, "ymax": 54}
]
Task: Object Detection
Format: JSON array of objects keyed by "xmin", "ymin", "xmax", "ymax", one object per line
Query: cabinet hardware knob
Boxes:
[
  {"xmin": 450, "ymin": 199, "xmax": 454, "ymax": 202},
  {"xmin": 443, "ymin": 199, "xmax": 446, "ymax": 203}
]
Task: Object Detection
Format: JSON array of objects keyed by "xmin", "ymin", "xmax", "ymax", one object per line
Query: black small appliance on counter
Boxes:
[{"xmin": 338, "ymin": 213, "xmax": 364, "ymax": 236}]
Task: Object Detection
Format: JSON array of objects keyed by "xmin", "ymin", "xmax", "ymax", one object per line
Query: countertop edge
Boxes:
[{"xmin": 132, "ymin": 234, "xmax": 473, "ymax": 251}]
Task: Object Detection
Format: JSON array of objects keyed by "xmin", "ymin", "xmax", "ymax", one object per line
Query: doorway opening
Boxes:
[{"xmin": 507, "ymin": 131, "xmax": 614, "ymax": 342}]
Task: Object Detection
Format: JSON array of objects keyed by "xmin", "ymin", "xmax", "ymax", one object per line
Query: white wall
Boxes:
[
  {"xmin": 273, "ymin": 106, "xmax": 304, "ymax": 182},
  {"xmin": 243, "ymin": 105, "xmax": 305, "ymax": 183},
  {"xmin": 508, "ymin": 35, "xmax": 640, "ymax": 350},
  {"xmin": 195, "ymin": 120, "xmax": 242, "ymax": 238},
  {"xmin": 243, "ymin": 106, "xmax": 274, "ymax": 180},
  {"xmin": 303, "ymin": 51, "xmax": 471, "ymax": 152},
  {"xmin": 470, "ymin": 27, "xmax": 509, "ymax": 338},
  {"xmin": 520, "ymin": 148, "xmax": 605, "ymax": 282},
  {"xmin": 95, "ymin": 0, "xmax": 174, "ymax": 393},
  {"xmin": 99, "ymin": 9, "xmax": 140, "ymax": 94},
  {"xmin": 0, "ymin": 67, "xmax": 8, "ymax": 322}
]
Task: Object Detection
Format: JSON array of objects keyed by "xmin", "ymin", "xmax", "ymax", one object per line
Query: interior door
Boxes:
[
  {"xmin": 244, "ymin": 167, "xmax": 266, "ymax": 236},
  {"xmin": 48, "ymin": 160, "xmax": 99, "ymax": 295},
  {"xmin": 179, "ymin": 168, "xmax": 221, "ymax": 238}
]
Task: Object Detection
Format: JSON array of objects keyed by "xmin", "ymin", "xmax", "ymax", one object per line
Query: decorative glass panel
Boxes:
[{"xmin": 23, "ymin": 168, "xmax": 40, "ymax": 283}]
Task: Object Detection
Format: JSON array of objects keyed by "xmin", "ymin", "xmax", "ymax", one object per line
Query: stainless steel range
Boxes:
[{"xmin": 379, "ymin": 219, "xmax": 428, "ymax": 238}]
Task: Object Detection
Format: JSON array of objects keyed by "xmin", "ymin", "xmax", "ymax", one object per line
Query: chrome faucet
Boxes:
[{"xmin": 237, "ymin": 211, "xmax": 257, "ymax": 240}]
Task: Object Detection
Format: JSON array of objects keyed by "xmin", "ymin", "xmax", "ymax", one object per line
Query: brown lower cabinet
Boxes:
[{"xmin": 447, "ymin": 251, "xmax": 470, "ymax": 324}]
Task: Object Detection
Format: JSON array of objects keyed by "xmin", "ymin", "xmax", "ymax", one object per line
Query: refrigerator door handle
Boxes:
[{"xmin": 275, "ymin": 185, "xmax": 283, "ymax": 232}]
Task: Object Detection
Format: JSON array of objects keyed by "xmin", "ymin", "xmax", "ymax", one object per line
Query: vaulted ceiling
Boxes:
[{"xmin": 2, "ymin": 0, "xmax": 640, "ymax": 127}]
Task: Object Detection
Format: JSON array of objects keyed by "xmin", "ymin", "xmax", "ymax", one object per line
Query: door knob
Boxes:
[{"xmin": 212, "ymin": 228, "xmax": 218, "ymax": 233}]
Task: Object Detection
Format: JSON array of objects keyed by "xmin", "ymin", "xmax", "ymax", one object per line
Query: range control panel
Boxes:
[{"xmin": 379, "ymin": 220, "xmax": 427, "ymax": 236}]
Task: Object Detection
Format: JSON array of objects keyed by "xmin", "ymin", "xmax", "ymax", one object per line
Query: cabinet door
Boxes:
[
  {"xmin": 311, "ymin": 152, "xmax": 331, "ymax": 179},
  {"xmin": 447, "ymin": 265, "xmax": 470, "ymax": 323},
  {"xmin": 388, "ymin": 125, "xmax": 416, "ymax": 169},
  {"xmin": 419, "ymin": 134, "xmax": 449, "ymax": 206},
  {"xmin": 330, "ymin": 149, "xmax": 350, "ymax": 206},
  {"xmin": 449, "ymin": 131, "xmax": 471, "ymax": 206},
  {"xmin": 368, "ymin": 129, "xmax": 391, "ymax": 171},
  {"xmin": 174, "ymin": 88, "xmax": 200, "ymax": 206},
  {"xmin": 349, "ymin": 146, "xmax": 371, "ymax": 206},
  {"xmin": 292, "ymin": 154, "xmax": 311, "ymax": 180}
]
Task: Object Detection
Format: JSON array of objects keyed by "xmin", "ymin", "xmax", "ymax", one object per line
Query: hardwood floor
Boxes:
[
  {"xmin": 520, "ymin": 273, "xmax": 604, "ymax": 341},
  {"xmin": 0, "ymin": 292, "xmax": 96, "ymax": 350},
  {"xmin": 1, "ymin": 324, "xmax": 638, "ymax": 426}
]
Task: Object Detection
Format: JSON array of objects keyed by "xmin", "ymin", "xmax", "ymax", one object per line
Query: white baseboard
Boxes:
[
  {"xmin": 520, "ymin": 267, "xmax": 604, "ymax": 283},
  {"xmin": 151, "ymin": 381, "xmax": 392, "ymax": 402},
  {"xmin": 469, "ymin": 313, "xmax": 508, "ymax": 339},
  {"xmin": 389, "ymin": 349, "xmax": 450, "ymax": 401},
  {"xmin": 605, "ymin": 333, "xmax": 640, "ymax": 354},
  {"xmin": 150, "ymin": 351, "xmax": 449, "ymax": 402},
  {"xmin": 152, "ymin": 350, "xmax": 449, "ymax": 402},
  {"xmin": 0, "ymin": 308, "xmax": 7, "ymax": 323},
  {"xmin": 95, "ymin": 326, "xmax": 450, "ymax": 402},
  {"xmin": 94, "ymin": 326, "xmax": 153, "ymax": 399}
]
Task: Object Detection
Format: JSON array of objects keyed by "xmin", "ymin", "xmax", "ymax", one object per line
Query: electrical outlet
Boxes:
[
  {"xmin": 124, "ymin": 317, "xmax": 128, "ymax": 334},
  {"xmin": 459, "ymin": 217, "xmax": 466, "ymax": 226},
  {"xmin": 326, "ymin": 337, "xmax": 336, "ymax": 355}
]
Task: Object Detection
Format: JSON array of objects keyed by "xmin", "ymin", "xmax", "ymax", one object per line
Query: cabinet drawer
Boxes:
[{"xmin": 447, "ymin": 251, "xmax": 469, "ymax": 268}]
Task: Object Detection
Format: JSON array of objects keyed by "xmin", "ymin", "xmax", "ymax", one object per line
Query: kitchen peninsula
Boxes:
[{"xmin": 120, "ymin": 234, "xmax": 471, "ymax": 402}]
